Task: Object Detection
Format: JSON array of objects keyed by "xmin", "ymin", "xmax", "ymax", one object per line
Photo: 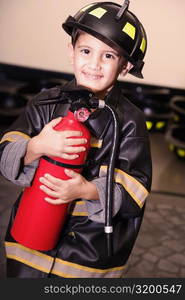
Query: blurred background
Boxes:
[{"xmin": 0, "ymin": 0, "xmax": 185, "ymax": 278}]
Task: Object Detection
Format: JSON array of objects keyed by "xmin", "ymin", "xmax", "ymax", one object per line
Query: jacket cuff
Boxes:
[
  {"xmin": 0, "ymin": 140, "xmax": 39, "ymax": 187},
  {"xmin": 85, "ymin": 177, "xmax": 122, "ymax": 223}
]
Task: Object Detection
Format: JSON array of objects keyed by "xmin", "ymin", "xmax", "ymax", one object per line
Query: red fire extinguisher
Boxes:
[{"xmin": 11, "ymin": 109, "xmax": 91, "ymax": 251}]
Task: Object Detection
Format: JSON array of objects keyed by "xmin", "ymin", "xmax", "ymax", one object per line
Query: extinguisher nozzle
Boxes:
[
  {"xmin": 106, "ymin": 233, "xmax": 113, "ymax": 257},
  {"xmin": 89, "ymin": 98, "xmax": 105, "ymax": 109},
  {"xmin": 105, "ymin": 226, "xmax": 113, "ymax": 257}
]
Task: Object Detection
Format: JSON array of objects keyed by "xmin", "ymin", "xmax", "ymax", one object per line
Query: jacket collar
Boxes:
[
  {"xmin": 84, "ymin": 81, "xmax": 122, "ymax": 138},
  {"xmin": 56, "ymin": 79, "xmax": 123, "ymax": 138}
]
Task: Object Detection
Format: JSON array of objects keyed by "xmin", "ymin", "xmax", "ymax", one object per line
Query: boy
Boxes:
[{"xmin": 0, "ymin": 1, "xmax": 152, "ymax": 278}]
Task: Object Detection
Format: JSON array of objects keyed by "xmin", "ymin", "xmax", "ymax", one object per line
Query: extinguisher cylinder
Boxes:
[{"xmin": 11, "ymin": 110, "xmax": 91, "ymax": 251}]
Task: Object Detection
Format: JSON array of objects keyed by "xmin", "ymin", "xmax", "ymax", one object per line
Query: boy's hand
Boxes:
[
  {"xmin": 24, "ymin": 117, "xmax": 87, "ymax": 164},
  {"xmin": 39, "ymin": 169, "xmax": 99, "ymax": 204}
]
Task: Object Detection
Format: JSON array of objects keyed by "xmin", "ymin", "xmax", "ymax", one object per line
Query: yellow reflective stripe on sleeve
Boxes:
[
  {"xmin": 122, "ymin": 22, "xmax": 136, "ymax": 40},
  {"xmin": 0, "ymin": 131, "xmax": 30, "ymax": 144},
  {"xmin": 0, "ymin": 137, "xmax": 15, "ymax": 144},
  {"xmin": 100, "ymin": 166, "xmax": 149, "ymax": 208},
  {"xmin": 5, "ymin": 242, "xmax": 54, "ymax": 273},
  {"xmin": 51, "ymin": 257, "xmax": 126, "ymax": 278},
  {"xmin": 68, "ymin": 200, "xmax": 88, "ymax": 216},
  {"xmin": 140, "ymin": 37, "xmax": 146, "ymax": 53},
  {"xmin": 89, "ymin": 7, "xmax": 107, "ymax": 19},
  {"xmin": 70, "ymin": 212, "xmax": 88, "ymax": 216}
]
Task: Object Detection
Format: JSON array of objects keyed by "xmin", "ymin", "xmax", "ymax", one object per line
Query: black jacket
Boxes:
[{"xmin": 0, "ymin": 80, "xmax": 152, "ymax": 278}]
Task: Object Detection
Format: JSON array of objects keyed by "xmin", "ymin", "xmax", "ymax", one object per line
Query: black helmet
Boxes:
[{"xmin": 62, "ymin": 1, "xmax": 147, "ymax": 78}]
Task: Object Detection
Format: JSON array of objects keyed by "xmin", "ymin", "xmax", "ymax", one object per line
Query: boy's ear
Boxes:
[
  {"xmin": 120, "ymin": 61, "xmax": 134, "ymax": 77},
  {"xmin": 68, "ymin": 42, "xmax": 74, "ymax": 65}
]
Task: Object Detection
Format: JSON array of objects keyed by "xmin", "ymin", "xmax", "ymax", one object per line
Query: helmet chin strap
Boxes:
[{"xmin": 115, "ymin": 0, "xmax": 130, "ymax": 20}]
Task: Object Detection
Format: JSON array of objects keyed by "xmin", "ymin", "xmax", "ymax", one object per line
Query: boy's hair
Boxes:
[
  {"xmin": 71, "ymin": 29, "xmax": 84, "ymax": 47},
  {"xmin": 62, "ymin": 1, "xmax": 147, "ymax": 79}
]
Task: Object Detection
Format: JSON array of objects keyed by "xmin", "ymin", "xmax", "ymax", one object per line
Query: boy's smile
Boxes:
[{"xmin": 69, "ymin": 32, "xmax": 126, "ymax": 98}]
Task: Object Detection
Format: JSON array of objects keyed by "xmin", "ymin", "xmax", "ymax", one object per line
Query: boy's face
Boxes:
[{"xmin": 69, "ymin": 32, "xmax": 126, "ymax": 98}]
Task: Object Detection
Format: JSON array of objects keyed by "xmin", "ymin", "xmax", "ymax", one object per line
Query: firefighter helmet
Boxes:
[{"xmin": 62, "ymin": 1, "xmax": 147, "ymax": 78}]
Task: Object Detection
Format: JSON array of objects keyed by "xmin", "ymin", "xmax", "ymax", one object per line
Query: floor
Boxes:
[
  {"xmin": 0, "ymin": 129, "xmax": 185, "ymax": 278},
  {"xmin": 126, "ymin": 133, "xmax": 185, "ymax": 278}
]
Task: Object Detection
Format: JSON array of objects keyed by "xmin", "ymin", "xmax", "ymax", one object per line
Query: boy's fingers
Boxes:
[
  {"xmin": 61, "ymin": 153, "xmax": 79, "ymax": 160},
  {"xmin": 39, "ymin": 176, "xmax": 56, "ymax": 190},
  {"xmin": 39, "ymin": 185, "xmax": 58, "ymax": 198},
  {"xmin": 64, "ymin": 146, "xmax": 86, "ymax": 153},
  {"xmin": 63, "ymin": 130, "xmax": 83, "ymax": 138},
  {"xmin": 48, "ymin": 117, "xmax": 62, "ymax": 128},
  {"xmin": 44, "ymin": 198, "xmax": 67, "ymax": 205},
  {"xmin": 65, "ymin": 138, "xmax": 87, "ymax": 146},
  {"xmin": 65, "ymin": 169, "xmax": 78, "ymax": 178},
  {"xmin": 42, "ymin": 173, "xmax": 62, "ymax": 185}
]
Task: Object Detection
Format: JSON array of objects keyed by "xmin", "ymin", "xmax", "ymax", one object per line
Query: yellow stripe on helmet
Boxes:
[
  {"xmin": 89, "ymin": 7, "xmax": 107, "ymax": 19},
  {"xmin": 122, "ymin": 22, "xmax": 136, "ymax": 40},
  {"xmin": 140, "ymin": 37, "xmax": 146, "ymax": 53}
]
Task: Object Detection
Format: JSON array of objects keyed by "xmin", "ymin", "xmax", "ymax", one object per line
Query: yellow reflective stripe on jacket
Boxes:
[
  {"xmin": 5, "ymin": 241, "xmax": 126, "ymax": 278},
  {"xmin": 90, "ymin": 136, "xmax": 103, "ymax": 148},
  {"xmin": 0, "ymin": 131, "xmax": 30, "ymax": 144},
  {"xmin": 100, "ymin": 166, "xmax": 149, "ymax": 208},
  {"xmin": 68, "ymin": 200, "xmax": 88, "ymax": 216},
  {"xmin": 51, "ymin": 257, "xmax": 126, "ymax": 278},
  {"xmin": 5, "ymin": 242, "xmax": 54, "ymax": 273}
]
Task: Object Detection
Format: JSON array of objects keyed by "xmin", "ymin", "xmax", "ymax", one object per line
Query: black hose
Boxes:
[{"xmin": 104, "ymin": 104, "xmax": 120, "ymax": 257}]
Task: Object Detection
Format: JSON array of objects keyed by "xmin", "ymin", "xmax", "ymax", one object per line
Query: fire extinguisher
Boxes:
[
  {"xmin": 11, "ymin": 88, "xmax": 92, "ymax": 251},
  {"xmin": 11, "ymin": 85, "xmax": 120, "ymax": 257}
]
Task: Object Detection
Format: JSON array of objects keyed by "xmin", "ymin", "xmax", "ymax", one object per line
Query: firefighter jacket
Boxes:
[{"xmin": 0, "ymin": 80, "xmax": 152, "ymax": 278}]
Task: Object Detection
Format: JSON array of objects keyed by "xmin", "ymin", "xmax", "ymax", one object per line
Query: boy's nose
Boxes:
[{"xmin": 89, "ymin": 55, "xmax": 101, "ymax": 71}]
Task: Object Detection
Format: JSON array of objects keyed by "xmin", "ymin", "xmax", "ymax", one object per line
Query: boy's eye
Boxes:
[
  {"xmin": 81, "ymin": 49, "xmax": 90, "ymax": 54},
  {"xmin": 105, "ymin": 53, "xmax": 115, "ymax": 59}
]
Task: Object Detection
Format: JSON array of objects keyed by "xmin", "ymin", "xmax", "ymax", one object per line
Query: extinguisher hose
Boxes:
[
  {"xmin": 88, "ymin": 98, "xmax": 120, "ymax": 257},
  {"xmin": 104, "ymin": 104, "xmax": 120, "ymax": 257}
]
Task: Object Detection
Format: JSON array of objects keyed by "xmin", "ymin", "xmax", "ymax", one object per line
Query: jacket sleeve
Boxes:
[
  {"xmin": 85, "ymin": 176, "xmax": 123, "ymax": 222},
  {"xmin": 0, "ymin": 96, "xmax": 46, "ymax": 186},
  {"xmin": 0, "ymin": 140, "xmax": 39, "ymax": 187}
]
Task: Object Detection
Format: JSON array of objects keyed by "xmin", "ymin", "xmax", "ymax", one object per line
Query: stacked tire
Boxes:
[
  {"xmin": 165, "ymin": 96, "xmax": 185, "ymax": 160},
  {"xmin": 123, "ymin": 87, "xmax": 172, "ymax": 132}
]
